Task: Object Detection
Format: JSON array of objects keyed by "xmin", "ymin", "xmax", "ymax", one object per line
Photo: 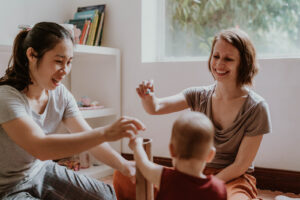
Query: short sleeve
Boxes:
[
  {"xmin": 0, "ymin": 86, "xmax": 29, "ymax": 124},
  {"xmin": 61, "ymin": 85, "xmax": 80, "ymax": 119},
  {"xmin": 182, "ymin": 87, "xmax": 205, "ymax": 111},
  {"xmin": 182, "ymin": 85, "xmax": 213, "ymax": 112},
  {"xmin": 245, "ymin": 101, "xmax": 272, "ymax": 136}
]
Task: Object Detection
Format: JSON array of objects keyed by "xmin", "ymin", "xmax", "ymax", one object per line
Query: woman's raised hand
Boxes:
[
  {"xmin": 136, "ymin": 80, "xmax": 154, "ymax": 99},
  {"xmin": 136, "ymin": 80, "xmax": 159, "ymax": 114},
  {"xmin": 103, "ymin": 116, "xmax": 146, "ymax": 142}
]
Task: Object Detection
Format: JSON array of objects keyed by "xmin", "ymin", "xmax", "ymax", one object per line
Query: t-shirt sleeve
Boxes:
[
  {"xmin": 61, "ymin": 86, "xmax": 80, "ymax": 119},
  {"xmin": 0, "ymin": 86, "xmax": 28, "ymax": 124},
  {"xmin": 182, "ymin": 87, "xmax": 206, "ymax": 111},
  {"xmin": 245, "ymin": 101, "xmax": 272, "ymax": 136}
]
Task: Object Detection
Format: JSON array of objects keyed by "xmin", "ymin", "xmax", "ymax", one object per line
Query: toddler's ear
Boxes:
[
  {"xmin": 169, "ymin": 143, "xmax": 176, "ymax": 158},
  {"xmin": 206, "ymin": 146, "xmax": 216, "ymax": 163}
]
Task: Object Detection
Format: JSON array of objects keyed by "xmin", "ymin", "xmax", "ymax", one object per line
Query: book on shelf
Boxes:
[
  {"xmin": 86, "ymin": 10, "xmax": 99, "ymax": 46},
  {"xmin": 79, "ymin": 19, "xmax": 89, "ymax": 44},
  {"xmin": 74, "ymin": 10, "xmax": 97, "ymax": 20},
  {"xmin": 82, "ymin": 20, "xmax": 91, "ymax": 45},
  {"xmin": 68, "ymin": 4, "xmax": 106, "ymax": 46},
  {"xmin": 94, "ymin": 11, "xmax": 105, "ymax": 46},
  {"xmin": 68, "ymin": 18, "xmax": 91, "ymax": 44},
  {"xmin": 77, "ymin": 4, "xmax": 105, "ymax": 14}
]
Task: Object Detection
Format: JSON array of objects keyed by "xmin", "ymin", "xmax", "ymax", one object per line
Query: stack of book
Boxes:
[{"xmin": 68, "ymin": 4, "xmax": 106, "ymax": 46}]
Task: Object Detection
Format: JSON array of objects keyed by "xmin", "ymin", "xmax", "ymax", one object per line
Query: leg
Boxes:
[
  {"xmin": 226, "ymin": 174, "xmax": 261, "ymax": 200},
  {"xmin": 204, "ymin": 167, "xmax": 261, "ymax": 200},
  {"xmin": 35, "ymin": 161, "xmax": 116, "ymax": 200},
  {"xmin": 3, "ymin": 192, "xmax": 40, "ymax": 200},
  {"xmin": 113, "ymin": 170, "xmax": 136, "ymax": 200}
]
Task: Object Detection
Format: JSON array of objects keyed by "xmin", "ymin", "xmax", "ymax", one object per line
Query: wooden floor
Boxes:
[
  {"xmin": 258, "ymin": 189, "xmax": 300, "ymax": 200},
  {"xmin": 100, "ymin": 175, "xmax": 300, "ymax": 200}
]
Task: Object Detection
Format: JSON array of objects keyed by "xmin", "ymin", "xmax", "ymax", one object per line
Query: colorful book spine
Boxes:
[
  {"xmin": 83, "ymin": 21, "xmax": 91, "ymax": 45},
  {"xmin": 74, "ymin": 10, "xmax": 96, "ymax": 20},
  {"xmin": 94, "ymin": 12, "xmax": 105, "ymax": 46},
  {"xmin": 87, "ymin": 10, "xmax": 99, "ymax": 46},
  {"xmin": 79, "ymin": 20, "xmax": 88, "ymax": 44}
]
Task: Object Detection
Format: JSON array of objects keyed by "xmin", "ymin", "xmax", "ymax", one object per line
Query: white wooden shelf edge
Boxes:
[
  {"xmin": 0, "ymin": 44, "xmax": 120, "ymax": 56},
  {"xmin": 0, "ymin": 44, "xmax": 12, "ymax": 52},
  {"xmin": 74, "ymin": 45, "xmax": 120, "ymax": 56},
  {"xmin": 78, "ymin": 165, "xmax": 114, "ymax": 179},
  {"xmin": 80, "ymin": 107, "xmax": 116, "ymax": 119}
]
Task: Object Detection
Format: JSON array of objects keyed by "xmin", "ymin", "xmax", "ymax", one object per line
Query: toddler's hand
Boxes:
[{"xmin": 129, "ymin": 137, "xmax": 143, "ymax": 150}]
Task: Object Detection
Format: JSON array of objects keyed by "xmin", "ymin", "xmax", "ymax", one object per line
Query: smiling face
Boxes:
[
  {"xmin": 28, "ymin": 39, "xmax": 73, "ymax": 90},
  {"xmin": 209, "ymin": 39, "xmax": 240, "ymax": 85}
]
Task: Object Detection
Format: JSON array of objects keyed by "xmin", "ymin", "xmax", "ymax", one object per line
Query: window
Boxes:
[{"xmin": 148, "ymin": 0, "xmax": 300, "ymax": 61}]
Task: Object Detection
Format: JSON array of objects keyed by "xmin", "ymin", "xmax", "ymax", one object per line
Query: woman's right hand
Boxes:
[
  {"xmin": 136, "ymin": 80, "xmax": 159, "ymax": 114},
  {"xmin": 103, "ymin": 116, "xmax": 146, "ymax": 142},
  {"xmin": 136, "ymin": 80, "xmax": 154, "ymax": 99}
]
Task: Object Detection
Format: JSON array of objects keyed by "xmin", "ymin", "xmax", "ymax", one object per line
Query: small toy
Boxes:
[
  {"xmin": 77, "ymin": 96, "xmax": 104, "ymax": 110},
  {"xmin": 57, "ymin": 158, "xmax": 80, "ymax": 171},
  {"xmin": 145, "ymin": 89, "xmax": 151, "ymax": 95}
]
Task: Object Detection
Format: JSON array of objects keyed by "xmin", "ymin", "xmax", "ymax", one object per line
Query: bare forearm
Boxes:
[
  {"xmin": 89, "ymin": 142, "xmax": 126, "ymax": 171},
  {"xmin": 36, "ymin": 127, "xmax": 106, "ymax": 160},
  {"xmin": 133, "ymin": 145, "xmax": 162, "ymax": 187},
  {"xmin": 215, "ymin": 163, "xmax": 248, "ymax": 182},
  {"xmin": 134, "ymin": 145, "xmax": 152, "ymax": 170},
  {"xmin": 141, "ymin": 97, "xmax": 160, "ymax": 115}
]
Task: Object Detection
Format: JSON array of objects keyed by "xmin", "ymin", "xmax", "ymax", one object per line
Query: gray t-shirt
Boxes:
[
  {"xmin": 0, "ymin": 84, "xmax": 80, "ymax": 193},
  {"xmin": 183, "ymin": 84, "xmax": 272, "ymax": 172}
]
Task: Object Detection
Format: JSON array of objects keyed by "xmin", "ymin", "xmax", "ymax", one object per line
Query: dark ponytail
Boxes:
[{"xmin": 0, "ymin": 22, "xmax": 74, "ymax": 91}]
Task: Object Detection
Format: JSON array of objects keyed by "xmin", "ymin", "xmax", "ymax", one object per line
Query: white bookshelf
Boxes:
[
  {"xmin": 0, "ymin": 44, "xmax": 11, "ymax": 52},
  {"xmin": 75, "ymin": 44, "xmax": 120, "ymax": 56},
  {"xmin": 71, "ymin": 45, "xmax": 121, "ymax": 178},
  {"xmin": 71, "ymin": 45, "xmax": 121, "ymax": 121},
  {"xmin": 80, "ymin": 108, "xmax": 116, "ymax": 119}
]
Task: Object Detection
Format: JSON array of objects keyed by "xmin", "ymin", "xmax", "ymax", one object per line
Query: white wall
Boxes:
[
  {"xmin": 0, "ymin": 0, "xmax": 299, "ymax": 172},
  {"xmin": 0, "ymin": 0, "xmax": 75, "ymax": 45},
  {"xmin": 90, "ymin": 0, "xmax": 300, "ymax": 172}
]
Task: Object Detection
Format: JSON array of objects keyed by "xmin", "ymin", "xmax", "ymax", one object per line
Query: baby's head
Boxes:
[{"xmin": 170, "ymin": 111, "xmax": 215, "ymax": 162}]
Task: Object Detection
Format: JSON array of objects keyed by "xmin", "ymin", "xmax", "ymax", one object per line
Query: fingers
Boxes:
[
  {"xmin": 113, "ymin": 116, "xmax": 146, "ymax": 141},
  {"xmin": 123, "ymin": 131, "xmax": 136, "ymax": 140},
  {"xmin": 136, "ymin": 79, "xmax": 154, "ymax": 97},
  {"xmin": 121, "ymin": 116, "xmax": 146, "ymax": 131},
  {"xmin": 147, "ymin": 79, "xmax": 154, "ymax": 93}
]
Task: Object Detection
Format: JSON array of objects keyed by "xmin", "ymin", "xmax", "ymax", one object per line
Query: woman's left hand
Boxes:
[{"xmin": 120, "ymin": 160, "xmax": 136, "ymax": 184}]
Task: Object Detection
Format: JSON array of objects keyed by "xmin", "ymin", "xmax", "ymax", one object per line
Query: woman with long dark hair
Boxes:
[{"xmin": 0, "ymin": 22, "xmax": 144, "ymax": 200}]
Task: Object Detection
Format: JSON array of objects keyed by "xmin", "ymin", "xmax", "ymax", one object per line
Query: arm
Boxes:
[
  {"xmin": 2, "ymin": 115, "xmax": 144, "ymax": 161},
  {"xmin": 136, "ymin": 80, "xmax": 188, "ymax": 115},
  {"xmin": 129, "ymin": 137, "xmax": 163, "ymax": 188},
  {"xmin": 64, "ymin": 116, "xmax": 137, "ymax": 178},
  {"xmin": 215, "ymin": 135, "xmax": 263, "ymax": 182}
]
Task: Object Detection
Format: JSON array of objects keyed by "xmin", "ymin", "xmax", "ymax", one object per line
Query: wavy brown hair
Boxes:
[
  {"xmin": 208, "ymin": 28, "xmax": 258, "ymax": 86},
  {"xmin": 0, "ymin": 22, "xmax": 74, "ymax": 91}
]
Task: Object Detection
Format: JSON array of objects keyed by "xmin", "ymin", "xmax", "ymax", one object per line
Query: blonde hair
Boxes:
[{"xmin": 171, "ymin": 112, "xmax": 214, "ymax": 160}]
